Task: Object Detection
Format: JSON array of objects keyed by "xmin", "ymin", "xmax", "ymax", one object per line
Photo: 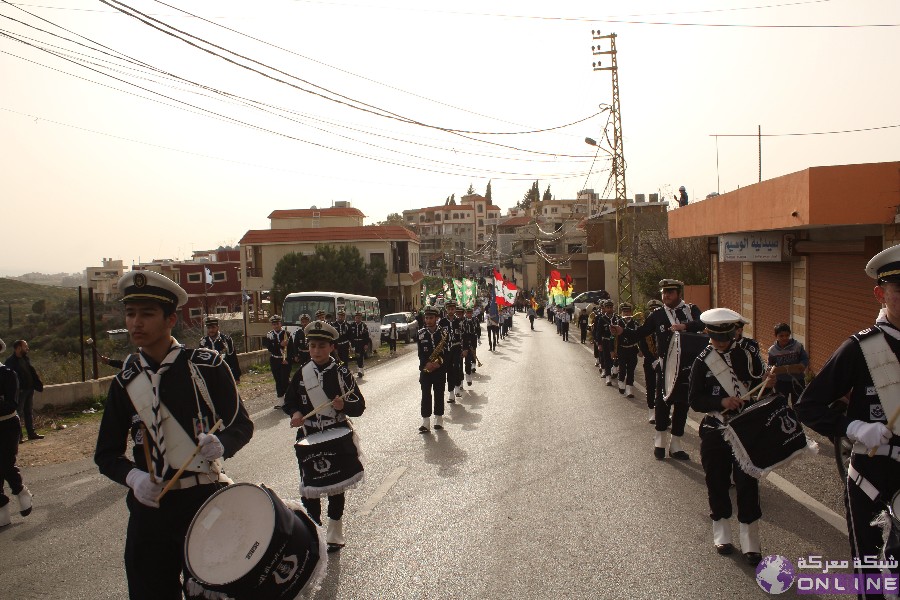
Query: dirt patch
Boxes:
[{"xmin": 17, "ymin": 343, "xmax": 414, "ymax": 468}]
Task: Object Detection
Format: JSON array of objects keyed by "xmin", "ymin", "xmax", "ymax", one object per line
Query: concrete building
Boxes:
[
  {"xmin": 668, "ymin": 160, "xmax": 900, "ymax": 370},
  {"xmin": 85, "ymin": 258, "xmax": 125, "ymax": 302}
]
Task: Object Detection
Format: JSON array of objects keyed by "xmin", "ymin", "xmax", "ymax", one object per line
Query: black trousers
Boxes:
[
  {"xmin": 529, "ymin": 315, "xmax": 535, "ymax": 330},
  {"xmin": 302, "ymin": 493, "xmax": 345, "ymax": 523},
  {"xmin": 0, "ymin": 416, "xmax": 23, "ymax": 507},
  {"xmin": 699, "ymin": 420, "xmax": 761, "ymax": 523},
  {"xmin": 617, "ymin": 347, "xmax": 638, "ymax": 386},
  {"xmin": 446, "ymin": 347, "xmax": 463, "ymax": 393},
  {"xmin": 269, "ymin": 357, "xmax": 291, "ymax": 397},
  {"xmin": 16, "ymin": 388, "xmax": 36, "ymax": 437},
  {"xmin": 420, "ymin": 372, "xmax": 446, "ymax": 418},
  {"xmin": 600, "ymin": 339, "xmax": 615, "ymax": 374},
  {"xmin": 580, "ymin": 324, "xmax": 588, "ymax": 343},
  {"xmin": 464, "ymin": 347, "xmax": 477, "ymax": 375},
  {"xmin": 655, "ymin": 380, "xmax": 690, "ymax": 437},
  {"xmin": 336, "ymin": 343, "xmax": 351, "ymax": 365},
  {"xmin": 488, "ymin": 326, "xmax": 499, "ymax": 349},
  {"xmin": 353, "ymin": 342, "xmax": 366, "ymax": 370},
  {"xmin": 124, "ymin": 483, "xmax": 224, "ymax": 600},
  {"xmin": 643, "ymin": 360, "xmax": 658, "ymax": 409},
  {"xmin": 775, "ymin": 379, "xmax": 805, "ymax": 405}
]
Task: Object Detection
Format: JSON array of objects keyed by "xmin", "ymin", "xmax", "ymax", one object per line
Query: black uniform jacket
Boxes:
[
  {"xmin": 0, "ymin": 366, "xmax": 18, "ymax": 416},
  {"xmin": 689, "ymin": 342, "xmax": 764, "ymax": 416},
  {"xmin": 349, "ymin": 322, "xmax": 370, "ymax": 348},
  {"xmin": 461, "ymin": 317, "xmax": 481, "ymax": 351},
  {"xmin": 200, "ymin": 333, "xmax": 242, "ymax": 381},
  {"xmin": 94, "ymin": 346, "xmax": 254, "ymax": 486},
  {"xmin": 633, "ymin": 302, "xmax": 704, "ymax": 359},
  {"xmin": 332, "ymin": 319, "xmax": 352, "ymax": 347},
  {"xmin": 292, "ymin": 328, "xmax": 310, "ymax": 365},
  {"xmin": 417, "ymin": 327, "xmax": 448, "ymax": 374},
  {"xmin": 438, "ymin": 315, "xmax": 463, "ymax": 348},
  {"xmin": 283, "ymin": 357, "xmax": 364, "ymax": 439},
  {"xmin": 264, "ymin": 329, "xmax": 290, "ymax": 359}
]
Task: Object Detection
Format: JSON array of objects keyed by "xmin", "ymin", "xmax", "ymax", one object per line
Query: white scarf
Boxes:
[{"xmin": 139, "ymin": 341, "xmax": 182, "ymax": 479}]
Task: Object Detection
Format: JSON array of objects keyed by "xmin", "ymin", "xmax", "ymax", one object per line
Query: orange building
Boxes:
[{"xmin": 668, "ymin": 160, "xmax": 900, "ymax": 370}]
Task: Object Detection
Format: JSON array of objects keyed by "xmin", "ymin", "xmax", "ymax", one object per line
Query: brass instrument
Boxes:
[{"xmin": 421, "ymin": 329, "xmax": 448, "ymax": 373}]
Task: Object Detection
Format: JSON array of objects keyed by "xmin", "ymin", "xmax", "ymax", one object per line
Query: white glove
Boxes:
[
  {"xmin": 126, "ymin": 469, "xmax": 164, "ymax": 508},
  {"xmin": 197, "ymin": 432, "xmax": 225, "ymax": 461},
  {"xmin": 846, "ymin": 420, "xmax": 893, "ymax": 450}
]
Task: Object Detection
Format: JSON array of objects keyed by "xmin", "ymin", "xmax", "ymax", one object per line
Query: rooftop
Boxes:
[{"xmin": 240, "ymin": 225, "xmax": 419, "ymax": 245}]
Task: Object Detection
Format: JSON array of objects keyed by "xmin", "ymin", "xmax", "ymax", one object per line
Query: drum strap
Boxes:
[
  {"xmin": 858, "ymin": 330, "xmax": 900, "ymax": 435},
  {"xmin": 848, "ymin": 464, "xmax": 880, "ymax": 502},
  {"xmin": 301, "ymin": 361, "xmax": 338, "ymax": 432},
  {"xmin": 704, "ymin": 349, "xmax": 749, "ymax": 398},
  {"xmin": 663, "ymin": 302, "xmax": 694, "ymax": 326}
]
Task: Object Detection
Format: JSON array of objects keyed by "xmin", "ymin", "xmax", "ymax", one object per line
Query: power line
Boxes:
[{"xmin": 711, "ymin": 124, "xmax": 900, "ymax": 137}]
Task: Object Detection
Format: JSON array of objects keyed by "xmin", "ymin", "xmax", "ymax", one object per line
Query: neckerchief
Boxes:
[{"xmin": 138, "ymin": 341, "xmax": 182, "ymax": 479}]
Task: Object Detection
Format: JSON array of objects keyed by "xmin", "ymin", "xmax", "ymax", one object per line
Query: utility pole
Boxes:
[{"xmin": 591, "ymin": 31, "xmax": 632, "ymax": 306}]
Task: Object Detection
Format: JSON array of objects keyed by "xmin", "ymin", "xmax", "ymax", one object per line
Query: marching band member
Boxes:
[
  {"xmin": 639, "ymin": 299, "xmax": 663, "ymax": 423},
  {"xmin": 461, "ymin": 306, "xmax": 480, "ymax": 386},
  {"xmin": 598, "ymin": 300, "xmax": 617, "ymax": 385},
  {"xmin": 591, "ymin": 305, "xmax": 603, "ymax": 367},
  {"xmin": 439, "ymin": 300, "xmax": 464, "ymax": 403},
  {"xmin": 797, "ymin": 244, "xmax": 900, "ymax": 596},
  {"xmin": 331, "ymin": 310, "xmax": 352, "ymax": 365},
  {"xmin": 618, "ymin": 279, "xmax": 704, "ymax": 460},
  {"xmin": 198, "ymin": 317, "xmax": 241, "ymax": 384},
  {"xmin": 418, "ymin": 306, "xmax": 448, "ymax": 432},
  {"xmin": 349, "ymin": 311, "xmax": 370, "ymax": 378},
  {"xmin": 284, "ymin": 320, "xmax": 365, "ymax": 553},
  {"xmin": 0, "ymin": 338, "xmax": 32, "ymax": 528},
  {"xmin": 578, "ymin": 307, "xmax": 589, "ymax": 344},
  {"xmin": 264, "ymin": 315, "xmax": 291, "ymax": 409},
  {"xmin": 614, "ymin": 302, "xmax": 639, "ymax": 398},
  {"xmin": 487, "ymin": 308, "xmax": 500, "ymax": 351},
  {"xmin": 688, "ymin": 308, "xmax": 772, "ymax": 566},
  {"xmin": 291, "ymin": 313, "xmax": 312, "ymax": 370},
  {"xmin": 95, "ymin": 271, "xmax": 253, "ymax": 600}
]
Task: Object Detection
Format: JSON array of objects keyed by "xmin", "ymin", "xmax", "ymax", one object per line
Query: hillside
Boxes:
[{"xmin": 0, "ymin": 277, "xmax": 79, "ymax": 313}]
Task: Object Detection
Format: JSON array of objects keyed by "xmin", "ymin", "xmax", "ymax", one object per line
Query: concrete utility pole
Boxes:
[{"xmin": 591, "ymin": 31, "xmax": 633, "ymax": 306}]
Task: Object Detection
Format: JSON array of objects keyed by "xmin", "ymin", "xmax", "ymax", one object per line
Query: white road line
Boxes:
[
  {"xmin": 580, "ymin": 341, "xmax": 848, "ymax": 534},
  {"xmin": 357, "ymin": 466, "xmax": 407, "ymax": 518},
  {"xmin": 60, "ymin": 476, "xmax": 93, "ymax": 490}
]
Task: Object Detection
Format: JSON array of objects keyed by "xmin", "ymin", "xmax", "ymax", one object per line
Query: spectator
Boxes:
[
  {"xmin": 4, "ymin": 340, "xmax": 44, "ymax": 442},
  {"xmin": 767, "ymin": 323, "xmax": 809, "ymax": 404},
  {"xmin": 675, "ymin": 186, "xmax": 689, "ymax": 207}
]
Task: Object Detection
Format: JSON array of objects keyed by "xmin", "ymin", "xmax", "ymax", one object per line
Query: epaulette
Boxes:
[
  {"xmin": 116, "ymin": 354, "xmax": 143, "ymax": 385},
  {"xmin": 852, "ymin": 326, "xmax": 883, "ymax": 343},
  {"xmin": 189, "ymin": 347, "xmax": 223, "ymax": 366}
]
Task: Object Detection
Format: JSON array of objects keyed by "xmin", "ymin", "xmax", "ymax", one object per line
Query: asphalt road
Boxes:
[{"xmin": 0, "ymin": 316, "xmax": 852, "ymax": 599}]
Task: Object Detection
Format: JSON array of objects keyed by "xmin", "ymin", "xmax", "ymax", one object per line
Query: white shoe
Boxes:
[
  {"xmin": 611, "ymin": 366, "xmax": 618, "ymax": 376},
  {"xmin": 713, "ymin": 519, "xmax": 734, "ymax": 554},
  {"xmin": 455, "ymin": 387, "xmax": 462, "ymax": 398},
  {"xmin": 419, "ymin": 417, "xmax": 430, "ymax": 432},
  {"xmin": 273, "ymin": 395, "xmax": 284, "ymax": 409},
  {"xmin": 327, "ymin": 519, "xmax": 345, "ymax": 550},
  {"xmin": 648, "ymin": 408, "xmax": 656, "ymax": 423},
  {"xmin": 739, "ymin": 521, "xmax": 761, "ymax": 554},
  {"xmin": 17, "ymin": 487, "xmax": 32, "ymax": 517},
  {"xmin": 466, "ymin": 374, "xmax": 472, "ymax": 386},
  {"xmin": 0, "ymin": 503, "xmax": 10, "ymax": 527},
  {"xmin": 626, "ymin": 385, "xmax": 634, "ymax": 398},
  {"xmin": 434, "ymin": 415, "xmax": 444, "ymax": 430}
]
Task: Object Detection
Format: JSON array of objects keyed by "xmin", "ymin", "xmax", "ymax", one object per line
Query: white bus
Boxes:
[{"xmin": 281, "ymin": 291, "xmax": 381, "ymax": 353}]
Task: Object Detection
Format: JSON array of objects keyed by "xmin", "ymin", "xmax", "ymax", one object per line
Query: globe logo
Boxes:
[{"xmin": 756, "ymin": 554, "xmax": 796, "ymax": 594}]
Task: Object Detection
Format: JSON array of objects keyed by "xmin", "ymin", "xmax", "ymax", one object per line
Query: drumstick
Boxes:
[
  {"xmin": 157, "ymin": 419, "xmax": 223, "ymax": 502},
  {"xmin": 868, "ymin": 403, "xmax": 900, "ymax": 458},
  {"xmin": 141, "ymin": 424, "xmax": 156, "ymax": 484}
]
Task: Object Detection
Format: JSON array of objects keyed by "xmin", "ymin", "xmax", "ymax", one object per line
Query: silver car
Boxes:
[{"xmin": 380, "ymin": 312, "xmax": 418, "ymax": 344}]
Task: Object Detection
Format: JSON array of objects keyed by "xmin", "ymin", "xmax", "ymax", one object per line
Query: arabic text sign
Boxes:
[{"xmin": 719, "ymin": 233, "xmax": 783, "ymax": 262}]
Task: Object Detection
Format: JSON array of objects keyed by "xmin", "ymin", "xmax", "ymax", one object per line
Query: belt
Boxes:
[
  {"xmin": 848, "ymin": 464, "xmax": 880, "ymax": 502},
  {"xmin": 270, "ymin": 354, "xmax": 284, "ymax": 359},
  {"xmin": 0, "ymin": 413, "xmax": 17, "ymax": 422},
  {"xmin": 852, "ymin": 442, "xmax": 900, "ymax": 459},
  {"xmin": 163, "ymin": 471, "xmax": 232, "ymax": 491},
  {"xmin": 619, "ymin": 343, "xmax": 637, "ymax": 349}
]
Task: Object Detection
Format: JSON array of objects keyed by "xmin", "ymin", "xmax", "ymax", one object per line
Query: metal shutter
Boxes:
[
  {"xmin": 717, "ymin": 260, "xmax": 741, "ymax": 311},
  {"xmin": 807, "ymin": 254, "xmax": 879, "ymax": 372},
  {"xmin": 753, "ymin": 263, "xmax": 792, "ymax": 361}
]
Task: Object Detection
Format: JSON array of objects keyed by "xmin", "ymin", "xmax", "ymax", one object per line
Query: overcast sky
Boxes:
[{"xmin": 2, "ymin": 0, "xmax": 898, "ymax": 276}]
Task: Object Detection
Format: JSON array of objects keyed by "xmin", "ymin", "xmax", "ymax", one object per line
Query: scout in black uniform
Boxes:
[
  {"xmin": 331, "ymin": 310, "xmax": 352, "ymax": 365},
  {"xmin": 0, "ymin": 338, "xmax": 32, "ymax": 528},
  {"xmin": 639, "ymin": 299, "xmax": 663, "ymax": 423},
  {"xmin": 461, "ymin": 306, "xmax": 481, "ymax": 387},
  {"xmin": 439, "ymin": 301, "xmax": 464, "ymax": 403},
  {"xmin": 418, "ymin": 306, "xmax": 448, "ymax": 432},
  {"xmin": 797, "ymin": 244, "xmax": 900, "ymax": 597},
  {"xmin": 291, "ymin": 313, "xmax": 312, "ymax": 372},
  {"xmin": 349, "ymin": 311, "xmax": 370, "ymax": 378},
  {"xmin": 265, "ymin": 314, "xmax": 291, "ymax": 409},
  {"xmin": 94, "ymin": 271, "xmax": 253, "ymax": 600},
  {"xmin": 578, "ymin": 308, "xmax": 589, "ymax": 344},
  {"xmin": 284, "ymin": 320, "xmax": 365, "ymax": 553},
  {"xmin": 617, "ymin": 279, "xmax": 704, "ymax": 460},
  {"xmin": 688, "ymin": 308, "xmax": 772, "ymax": 567},
  {"xmin": 613, "ymin": 303, "xmax": 640, "ymax": 398},
  {"xmin": 198, "ymin": 317, "xmax": 241, "ymax": 383},
  {"xmin": 597, "ymin": 300, "xmax": 617, "ymax": 385}
]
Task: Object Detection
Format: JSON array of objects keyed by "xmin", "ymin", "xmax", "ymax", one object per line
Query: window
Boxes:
[
  {"xmin": 453, "ymin": 213, "xmax": 460, "ymax": 220},
  {"xmin": 568, "ymin": 244, "xmax": 584, "ymax": 253},
  {"xmin": 189, "ymin": 307, "xmax": 203, "ymax": 319},
  {"xmin": 213, "ymin": 271, "xmax": 226, "ymax": 282},
  {"xmin": 370, "ymin": 252, "xmax": 386, "ymax": 265},
  {"xmin": 478, "ymin": 219, "xmax": 484, "ymax": 227},
  {"xmin": 478, "ymin": 233, "xmax": 484, "ymax": 241},
  {"xmin": 420, "ymin": 215, "xmax": 426, "ymax": 222},
  {"xmin": 477, "ymin": 204, "xmax": 484, "ymax": 213},
  {"xmin": 215, "ymin": 306, "xmax": 228, "ymax": 314},
  {"xmin": 551, "ymin": 207, "xmax": 558, "ymax": 214},
  {"xmin": 435, "ymin": 214, "xmax": 441, "ymax": 221},
  {"xmin": 187, "ymin": 272, "xmax": 202, "ymax": 283}
]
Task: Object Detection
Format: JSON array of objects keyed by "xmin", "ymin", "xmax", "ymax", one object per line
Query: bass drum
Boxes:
[{"xmin": 663, "ymin": 332, "xmax": 709, "ymax": 400}]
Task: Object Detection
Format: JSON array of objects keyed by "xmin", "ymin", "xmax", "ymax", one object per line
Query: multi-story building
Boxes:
[
  {"xmin": 403, "ymin": 194, "xmax": 502, "ymax": 273},
  {"xmin": 240, "ymin": 205, "xmax": 422, "ymax": 338},
  {"xmin": 132, "ymin": 249, "xmax": 243, "ymax": 324},
  {"xmin": 84, "ymin": 258, "xmax": 125, "ymax": 302}
]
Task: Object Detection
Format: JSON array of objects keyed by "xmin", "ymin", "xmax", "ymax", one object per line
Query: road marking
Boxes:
[
  {"xmin": 60, "ymin": 476, "xmax": 93, "ymax": 490},
  {"xmin": 358, "ymin": 466, "xmax": 407, "ymax": 518},
  {"xmin": 581, "ymin": 342, "xmax": 848, "ymax": 534}
]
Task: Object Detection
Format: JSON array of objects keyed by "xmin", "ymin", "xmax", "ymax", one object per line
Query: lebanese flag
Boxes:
[
  {"xmin": 493, "ymin": 269, "xmax": 507, "ymax": 306},
  {"xmin": 503, "ymin": 281, "xmax": 517, "ymax": 306}
]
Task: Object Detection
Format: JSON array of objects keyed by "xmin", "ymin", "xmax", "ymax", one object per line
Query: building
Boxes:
[
  {"xmin": 668, "ymin": 160, "xmax": 900, "ymax": 370},
  {"xmin": 239, "ymin": 208, "xmax": 422, "ymax": 338},
  {"xmin": 132, "ymin": 250, "xmax": 243, "ymax": 324},
  {"xmin": 85, "ymin": 258, "xmax": 125, "ymax": 302},
  {"xmin": 403, "ymin": 194, "xmax": 502, "ymax": 274}
]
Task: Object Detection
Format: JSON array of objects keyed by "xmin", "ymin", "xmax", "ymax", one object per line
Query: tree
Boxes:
[
  {"xmin": 631, "ymin": 211, "xmax": 709, "ymax": 306},
  {"xmin": 466, "ymin": 183, "xmax": 476, "ymax": 195},
  {"xmin": 270, "ymin": 246, "xmax": 388, "ymax": 312},
  {"xmin": 375, "ymin": 213, "xmax": 413, "ymax": 231},
  {"xmin": 32, "ymin": 299, "xmax": 46, "ymax": 314},
  {"xmin": 445, "ymin": 193, "xmax": 456, "ymax": 206},
  {"xmin": 485, "ymin": 180, "xmax": 492, "ymax": 203},
  {"xmin": 516, "ymin": 181, "xmax": 540, "ymax": 211},
  {"xmin": 542, "ymin": 185, "xmax": 552, "ymax": 202}
]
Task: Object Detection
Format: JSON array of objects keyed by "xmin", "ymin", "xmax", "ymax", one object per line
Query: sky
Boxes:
[{"xmin": 1, "ymin": 0, "xmax": 898, "ymax": 276}]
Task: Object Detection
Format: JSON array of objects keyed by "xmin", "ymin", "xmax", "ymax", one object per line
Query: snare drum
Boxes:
[
  {"xmin": 184, "ymin": 483, "xmax": 325, "ymax": 599},
  {"xmin": 663, "ymin": 332, "xmax": 709, "ymax": 400},
  {"xmin": 722, "ymin": 392, "xmax": 815, "ymax": 479},
  {"xmin": 295, "ymin": 426, "xmax": 364, "ymax": 498}
]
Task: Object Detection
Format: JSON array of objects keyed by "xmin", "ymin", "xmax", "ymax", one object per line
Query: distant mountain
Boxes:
[
  {"xmin": 7, "ymin": 272, "xmax": 83, "ymax": 288},
  {"xmin": 0, "ymin": 277, "xmax": 79, "ymax": 307}
]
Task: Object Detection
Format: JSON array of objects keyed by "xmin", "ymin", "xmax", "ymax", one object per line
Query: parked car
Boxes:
[
  {"xmin": 380, "ymin": 312, "xmax": 418, "ymax": 344},
  {"xmin": 572, "ymin": 290, "xmax": 611, "ymax": 321}
]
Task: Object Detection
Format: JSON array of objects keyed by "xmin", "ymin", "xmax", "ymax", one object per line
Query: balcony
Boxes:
[{"xmin": 246, "ymin": 266, "xmax": 262, "ymax": 278}]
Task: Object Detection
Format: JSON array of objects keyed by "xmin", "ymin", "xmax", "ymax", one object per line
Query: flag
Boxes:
[
  {"xmin": 503, "ymin": 281, "xmax": 517, "ymax": 307},
  {"xmin": 204, "ymin": 266, "xmax": 213, "ymax": 285},
  {"xmin": 493, "ymin": 269, "xmax": 507, "ymax": 306}
]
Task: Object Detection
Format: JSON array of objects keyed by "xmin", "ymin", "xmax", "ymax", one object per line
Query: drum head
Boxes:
[
  {"xmin": 297, "ymin": 427, "xmax": 351, "ymax": 446},
  {"xmin": 185, "ymin": 483, "xmax": 276, "ymax": 586}
]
